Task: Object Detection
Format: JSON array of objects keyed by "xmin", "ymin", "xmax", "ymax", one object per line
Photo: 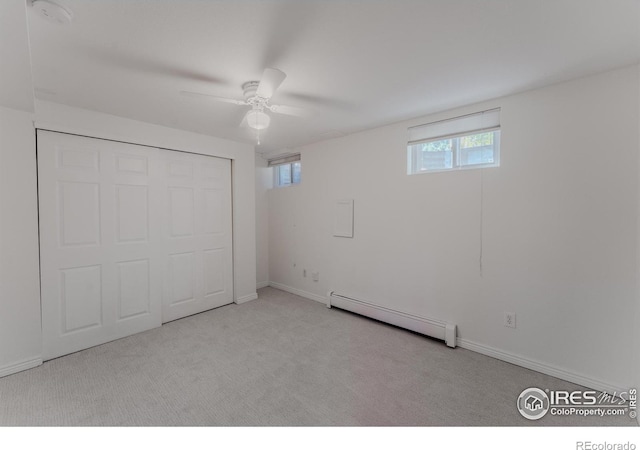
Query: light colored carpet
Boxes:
[{"xmin": 0, "ymin": 287, "xmax": 634, "ymax": 426}]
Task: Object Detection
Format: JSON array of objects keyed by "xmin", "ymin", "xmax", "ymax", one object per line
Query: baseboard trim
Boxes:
[
  {"xmin": 0, "ymin": 357, "xmax": 42, "ymax": 378},
  {"xmin": 268, "ymin": 282, "xmax": 327, "ymax": 304},
  {"xmin": 457, "ymin": 338, "xmax": 626, "ymax": 395},
  {"xmin": 256, "ymin": 281, "xmax": 269, "ymax": 289},
  {"xmin": 268, "ymin": 282, "xmax": 629, "ymax": 396},
  {"xmin": 235, "ymin": 293, "xmax": 258, "ymax": 304}
]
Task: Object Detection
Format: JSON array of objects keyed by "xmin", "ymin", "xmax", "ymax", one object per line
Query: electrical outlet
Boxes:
[
  {"xmin": 504, "ymin": 312, "xmax": 516, "ymax": 328},
  {"xmin": 312, "ymin": 272, "xmax": 319, "ymax": 282}
]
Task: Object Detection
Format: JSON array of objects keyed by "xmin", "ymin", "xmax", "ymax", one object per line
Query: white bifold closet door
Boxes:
[
  {"xmin": 161, "ymin": 151, "xmax": 233, "ymax": 323},
  {"xmin": 38, "ymin": 130, "xmax": 233, "ymax": 360}
]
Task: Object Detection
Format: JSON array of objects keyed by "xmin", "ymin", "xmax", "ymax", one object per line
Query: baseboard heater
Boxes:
[{"xmin": 326, "ymin": 291, "xmax": 457, "ymax": 348}]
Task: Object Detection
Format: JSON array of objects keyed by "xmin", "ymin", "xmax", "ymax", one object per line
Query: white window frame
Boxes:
[{"xmin": 407, "ymin": 108, "xmax": 501, "ymax": 175}]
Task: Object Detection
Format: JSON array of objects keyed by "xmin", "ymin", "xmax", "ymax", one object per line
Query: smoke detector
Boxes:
[{"xmin": 32, "ymin": 0, "xmax": 73, "ymax": 25}]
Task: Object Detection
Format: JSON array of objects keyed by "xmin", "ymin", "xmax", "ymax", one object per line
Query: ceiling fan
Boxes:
[{"xmin": 181, "ymin": 68, "xmax": 306, "ymax": 140}]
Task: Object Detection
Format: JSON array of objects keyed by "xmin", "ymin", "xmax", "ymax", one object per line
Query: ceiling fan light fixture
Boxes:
[
  {"xmin": 32, "ymin": 0, "xmax": 73, "ymax": 25},
  {"xmin": 246, "ymin": 109, "xmax": 271, "ymax": 130}
]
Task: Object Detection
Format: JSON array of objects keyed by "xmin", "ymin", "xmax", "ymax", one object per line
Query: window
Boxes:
[
  {"xmin": 275, "ymin": 162, "xmax": 301, "ymax": 186},
  {"xmin": 269, "ymin": 153, "xmax": 301, "ymax": 187},
  {"xmin": 407, "ymin": 108, "xmax": 501, "ymax": 174}
]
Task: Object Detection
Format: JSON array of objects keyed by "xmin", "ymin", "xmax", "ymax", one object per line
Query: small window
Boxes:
[
  {"xmin": 269, "ymin": 153, "xmax": 301, "ymax": 187},
  {"xmin": 275, "ymin": 162, "xmax": 301, "ymax": 187},
  {"xmin": 407, "ymin": 109, "xmax": 501, "ymax": 174}
]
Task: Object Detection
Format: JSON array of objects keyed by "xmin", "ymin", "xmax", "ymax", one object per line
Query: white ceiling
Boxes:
[{"xmin": 24, "ymin": 0, "xmax": 640, "ymax": 152}]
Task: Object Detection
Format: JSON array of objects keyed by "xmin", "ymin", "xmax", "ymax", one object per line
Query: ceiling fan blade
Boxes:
[
  {"xmin": 180, "ymin": 91, "xmax": 246, "ymax": 105},
  {"xmin": 239, "ymin": 113, "xmax": 249, "ymax": 128},
  {"xmin": 268, "ymin": 104, "xmax": 308, "ymax": 117},
  {"xmin": 256, "ymin": 68, "xmax": 286, "ymax": 99}
]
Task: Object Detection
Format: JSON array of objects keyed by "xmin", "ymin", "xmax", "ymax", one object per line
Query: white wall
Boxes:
[
  {"xmin": 268, "ymin": 65, "xmax": 640, "ymax": 393},
  {"xmin": 0, "ymin": 0, "xmax": 34, "ymax": 112},
  {"xmin": 0, "ymin": 106, "xmax": 42, "ymax": 376},
  {"xmin": 255, "ymin": 153, "xmax": 271, "ymax": 288}
]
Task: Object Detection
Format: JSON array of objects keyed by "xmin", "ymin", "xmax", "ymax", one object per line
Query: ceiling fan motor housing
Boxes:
[{"xmin": 242, "ymin": 81, "xmax": 260, "ymax": 102}]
